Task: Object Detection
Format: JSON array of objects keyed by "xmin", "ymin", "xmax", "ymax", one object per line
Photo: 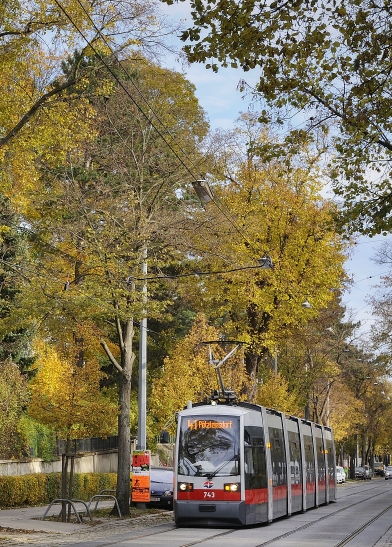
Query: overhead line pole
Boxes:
[{"xmin": 137, "ymin": 246, "xmax": 147, "ymax": 451}]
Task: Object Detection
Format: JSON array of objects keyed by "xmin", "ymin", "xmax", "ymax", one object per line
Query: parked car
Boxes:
[
  {"xmin": 355, "ymin": 465, "xmax": 372, "ymax": 480},
  {"xmin": 363, "ymin": 465, "xmax": 373, "ymax": 479},
  {"xmin": 355, "ymin": 466, "xmax": 365, "ymax": 479},
  {"xmin": 336, "ymin": 466, "xmax": 346, "ymax": 484},
  {"xmin": 384, "ymin": 466, "xmax": 392, "ymax": 480},
  {"xmin": 374, "ymin": 462, "xmax": 385, "ymax": 477},
  {"xmin": 146, "ymin": 467, "xmax": 173, "ymax": 509}
]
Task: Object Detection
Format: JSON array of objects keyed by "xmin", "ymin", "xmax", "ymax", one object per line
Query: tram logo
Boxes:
[{"xmin": 203, "ymin": 481, "xmax": 214, "ymax": 489}]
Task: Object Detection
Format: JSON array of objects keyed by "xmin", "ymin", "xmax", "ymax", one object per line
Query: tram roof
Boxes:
[{"xmin": 180, "ymin": 401, "xmax": 262, "ymax": 416}]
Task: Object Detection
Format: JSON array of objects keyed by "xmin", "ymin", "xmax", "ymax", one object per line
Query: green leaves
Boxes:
[{"xmin": 167, "ymin": 0, "xmax": 392, "ymax": 235}]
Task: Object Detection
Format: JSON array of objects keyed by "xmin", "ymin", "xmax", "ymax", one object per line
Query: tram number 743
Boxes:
[{"xmin": 204, "ymin": 491, "xmax": 215, "ymax": 498}]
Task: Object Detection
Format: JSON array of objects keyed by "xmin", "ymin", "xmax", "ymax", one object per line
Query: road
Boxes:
[{"xmin": 2, "ymin": 479, "xmax": 392, "ymax": 547}]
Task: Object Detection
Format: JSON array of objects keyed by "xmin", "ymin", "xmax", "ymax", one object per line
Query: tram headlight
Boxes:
[
  {"xmin": 178, "ymin": 482, "xmax": 194, "ymax": 492},
  {"xmin": 224, "ymin": 483, "xmax": 240, "ymax": 492}
]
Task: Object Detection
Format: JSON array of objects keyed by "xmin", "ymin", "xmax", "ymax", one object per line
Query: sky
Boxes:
[{"xmin": 158, "ymin": 1, "xmax": 392, "ymax": 339}]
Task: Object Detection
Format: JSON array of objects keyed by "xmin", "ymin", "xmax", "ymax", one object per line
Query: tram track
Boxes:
[
  {"xmin": 103, "ymin": 482, "xmax": 392, "ymax": 547},
  {"xmin": 43, "ymin": 481, "xmax": 392, "ymax": 547},
  {"xmin": 334, "ymin": 501, "xmax": 392, "ymax": 546},
  {"xmin": 253, "ymin": 482, "xmax": 392, "ymax": 547}
]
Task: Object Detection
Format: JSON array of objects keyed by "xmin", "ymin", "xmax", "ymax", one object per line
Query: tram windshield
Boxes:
[{"xmin": 178, "ymin": 414, "xmax": 240, "ymax": 477}]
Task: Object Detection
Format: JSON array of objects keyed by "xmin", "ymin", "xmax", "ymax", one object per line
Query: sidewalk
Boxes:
[{"xmin": 0, "ymin": 504, "xmax": 86, "ymax": 534}]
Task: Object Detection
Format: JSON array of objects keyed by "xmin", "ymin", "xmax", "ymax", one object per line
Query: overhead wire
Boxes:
[
  {"xmin": 351, "ymin": 270, "xmax": 391, "ymax": 285},
  {"xmin": 52, "ymin": 0, "xmax": 265, "ymax": 257},
  {"xmin": 52, "ymin": 0, "xmax": 199, "ymax": 180},
  {"xmin": 0, "ymin": 257, "xmax": 269, "ymax": 290}
]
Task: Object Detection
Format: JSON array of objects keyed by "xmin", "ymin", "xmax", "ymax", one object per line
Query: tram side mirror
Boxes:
[{"xmin": 160, "ymin": 430, "xmax": 170, "ymax": 444}]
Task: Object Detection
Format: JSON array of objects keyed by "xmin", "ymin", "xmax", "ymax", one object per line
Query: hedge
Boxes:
[{"xmin": 0, "ymin": 472, "xmax": 117, "ymax": 508}]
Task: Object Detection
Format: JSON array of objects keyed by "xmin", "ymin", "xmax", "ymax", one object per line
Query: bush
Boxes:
[
  {"xmin": 0, "ymin": 472, "xmax": 117, "ymax": 508},
  {"xmin": 18, "ymin": 415, "xmax": 57, "ymax": 461}
]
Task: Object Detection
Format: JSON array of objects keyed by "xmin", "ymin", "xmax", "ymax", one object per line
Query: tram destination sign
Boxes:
[{"xmin": 187, "ymin": 419, "xmax": 233, "ymax": 430}]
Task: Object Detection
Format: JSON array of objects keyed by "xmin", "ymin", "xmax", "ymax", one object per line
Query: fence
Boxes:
[{"xmin": 57, "ymin": 436, "xmax": 120, "ymax": 455}]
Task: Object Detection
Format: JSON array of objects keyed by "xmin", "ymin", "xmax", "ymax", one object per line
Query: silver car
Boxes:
[
  {"xmin": 384, "ymin": 466, "xmax": 392, "ymax": 480},
  {"xmin": 336, "ymin": 466, "xmax": 346, "ymax": 483}
]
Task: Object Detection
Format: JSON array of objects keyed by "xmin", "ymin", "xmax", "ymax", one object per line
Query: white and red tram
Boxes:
[{"xmin": 174, "ymin": 401, "xmax": 336, "ymax": 526}]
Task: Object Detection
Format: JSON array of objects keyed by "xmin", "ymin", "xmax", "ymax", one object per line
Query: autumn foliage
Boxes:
[
  {"xmin": 149, "ymin": 313, "xmax": 249, "ymax": 435},
  {"xmin": 29, "ymin": 329, "xmax": 117, "ymax": 442}
]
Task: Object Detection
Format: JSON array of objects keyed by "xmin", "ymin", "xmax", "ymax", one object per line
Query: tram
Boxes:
[{"xmin": 174, "ymin": 399, "xmax": 336, "ymax": 526}]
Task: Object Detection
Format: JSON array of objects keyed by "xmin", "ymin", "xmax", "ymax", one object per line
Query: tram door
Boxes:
[
  {"xmin": 286, "ymin": 418, "xmax": 303, "ymax": 513},
  {"xmin": 323, "ymin": 427, "xmax": 337, "ymax": 502},
  {"xmin": 267, "ymin": 411, "xmax": 287, "ymax": 519},
  {"xmin": 314, "ymin": 425, "xmax": 326, "ymax": 504},
  {"xmin": 302, "ymin": 422, "xmax": 316, "ymax": 509},
  {"xmin": 243, "ymin": 421, "xmax": 268, "ymax": 524}
]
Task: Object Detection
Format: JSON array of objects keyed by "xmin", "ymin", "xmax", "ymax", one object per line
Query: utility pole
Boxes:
[
  {"xmin": 274, "ymin": 347, "xmax": 278, "ymax": 378},
  {"xmin": 137, "ymin": 247, "xmax": 147, "ymax": 450}
]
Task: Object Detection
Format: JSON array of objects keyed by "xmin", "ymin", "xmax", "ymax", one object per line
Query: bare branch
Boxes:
[{"xmin": 100, "ymin": 338, "xmax": 123, "ymax": 373}]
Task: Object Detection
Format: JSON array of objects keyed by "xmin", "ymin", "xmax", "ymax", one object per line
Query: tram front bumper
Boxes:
[{"xmin": 174, "ymin": 500, "xmax": 246, "ymax": 526}]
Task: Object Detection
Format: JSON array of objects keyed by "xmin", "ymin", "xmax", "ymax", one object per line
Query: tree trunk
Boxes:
[
  {"xmin": 245, "ymin": 352, "xmax": 260, "ymax": 402},
  {"xmin": 114, "ymin": 319, "xmax": 135, "ymax": 517}
]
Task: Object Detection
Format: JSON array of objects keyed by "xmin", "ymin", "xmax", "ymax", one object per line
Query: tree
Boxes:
[
  {"xmin": 0, "ymin": 359, "xmax": 29, "ymax": 458},
  {"xmin": 13, "ymin": 57, "xmax": 210, "ymax": 515},
  {"xmin": 275, "ymin": 308, "xmax": 367, "ymax": 428},
  {"xmin": 163, "ymin": 0, "xmax": 392, "ymax": 236},
  {"xmin": 0, "ymin": 0, "xmax": 181, "ymax": 225},
  {"xmin": 0, "ymin": 0, "xmax": 177, "ymax": 148},
  {"xmin": 256, "ymin": 371, "xmax": 302, "ymax": 416},
  {"xmin": 149, "ymin": 313, "xmax": 249, "ymax": 437},
  {"xmin": 173, "ymin": 117, "xmax": 348, "ymax": 400},
  {"xmin": 28, "ymin": 331, "xmax": 117, "ymax": 445},
  {"xmin": 0, "ymin": 194, "xmax": 34, "ymax": 370},
  {"xmin": 368, "ymin": 239, "xmax": 392, "ymax": 354}
]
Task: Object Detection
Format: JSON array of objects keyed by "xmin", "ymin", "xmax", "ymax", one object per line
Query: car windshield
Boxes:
[
  {"xmin": 178, "ymin": 414, "xmax": 240, "ymax": 477},
  {"xmin": 150, "ymin": 469, "xmax": 173, "ymax": 487},
  {"xmin": 386, "ymin": 467, "xmax": 392, "ymax": 471}
]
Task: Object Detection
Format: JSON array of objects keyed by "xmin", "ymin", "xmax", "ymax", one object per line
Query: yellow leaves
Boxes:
[
  {"xmin": 149, "ymin": 313, "xmax": 249, "ymax": 434},
  {"xmin": 182, "ymin": 146, "xmax": 347, "ymax": 352},
  {"xmin": 329, "ymin": 383, "xmax": 362, "ymax": 443},
  {"xmin": 0, "ymin": 42, "xmax": 97, "ymax": 210},
  {"xmin": 0, "ymin": 360, "xmax": 29, "ymax": 458},
  {"xmin": 29, "ymin": 333, "xmax": 117, "ymax": 439},
  {"xmin": 256, "ymin": 372, "xmax": 302, "ymax": 416}
]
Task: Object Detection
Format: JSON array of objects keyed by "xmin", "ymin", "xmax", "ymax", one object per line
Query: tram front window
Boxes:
[{"xmin": 178, "ymin": 415, "xmax": 240, "ymax": 477}]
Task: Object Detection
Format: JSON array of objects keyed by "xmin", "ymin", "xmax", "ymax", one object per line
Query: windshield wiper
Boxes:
[{"xmin": 206, "ymin": 454, "xmax": 239, "ymax": 480}]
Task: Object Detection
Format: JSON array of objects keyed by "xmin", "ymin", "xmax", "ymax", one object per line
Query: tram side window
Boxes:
[
  {"xmin": 316, "ymin": 434, "xmax": 326, "ymax": 482},
  {"xmin": 324, "ymin": 436, "xmax": 334, "ymax": 481},
  {"xmin": 244, "ymin": 427, "xmax": 267, "ymax": 489},
  {"xmin": 288, "ymin": 431, "xmax": 301, "ymax": 485},
  {"xmin": 303, "ymin": 434, "xmax": 315, "ymax": 483},
  {"xmin": 269, "ymin": 427, "xmax": 287, "ymax": 487}
]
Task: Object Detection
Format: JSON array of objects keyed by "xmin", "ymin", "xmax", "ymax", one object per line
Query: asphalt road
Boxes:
[{"xmin": 2, "ymin": 478, "xmax": 392, "ymax": 547}]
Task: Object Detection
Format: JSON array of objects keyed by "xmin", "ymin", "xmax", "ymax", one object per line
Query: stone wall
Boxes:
[
  {"xmin": 0, "ymin": 444, "xmax": 174, "ymax": 476},
  {"xmin": 0, "ymin": 450, "xmax": 118, "ymax": 476}
]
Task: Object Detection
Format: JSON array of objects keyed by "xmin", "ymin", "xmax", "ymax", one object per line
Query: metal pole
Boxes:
[
  {"xmin": 274, "ymin": 348, "xmax": 278, "ymax": 378},
  {"xmin": 137, "ymin": 248, "xmax": 147, "ymax": 450}
]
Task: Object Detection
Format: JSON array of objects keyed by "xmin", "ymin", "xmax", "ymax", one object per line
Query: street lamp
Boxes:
[
  {"xmin": 260, "ymin": 254, "xmax": 274, "ymax": 269},
  {"xmin": 191, "ymin": 179, "xmax": 214, "ymax": 204}
]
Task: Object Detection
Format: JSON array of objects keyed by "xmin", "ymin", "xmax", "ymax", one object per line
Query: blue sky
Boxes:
[{"xmin": 159, "ymin": 1, "xmax": 392, "ymax": 338}]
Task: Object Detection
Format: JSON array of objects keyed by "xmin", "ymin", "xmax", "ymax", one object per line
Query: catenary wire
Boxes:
[{"xmin": 52, "ymin": 0, "xmax": 264, "ymax": 255}]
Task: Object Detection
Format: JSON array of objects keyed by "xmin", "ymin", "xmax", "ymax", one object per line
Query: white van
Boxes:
[{"xmin": 336, "ymin": 466, "xmax": 346, "ymax": 483}]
